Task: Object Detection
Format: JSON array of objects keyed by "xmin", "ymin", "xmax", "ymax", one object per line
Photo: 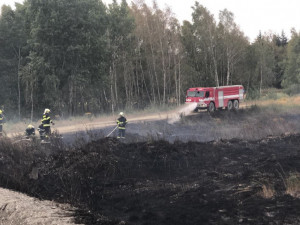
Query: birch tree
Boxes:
[
  {"xmin": 218, "ymin": 9, "xmax": 248, "ymax": 85},
  {"xmin": 192, "ymin": 2, "xmax": 220, "ymax": 86},
  {"xmin": 0, "ymin": 4, "xmax": 27, "ymax": 119}
]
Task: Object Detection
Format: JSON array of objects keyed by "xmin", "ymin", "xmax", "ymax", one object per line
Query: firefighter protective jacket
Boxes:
[
  {"xmin": 0, "ymin": 113, "xmax": 3, "ymax": 124},
  {"xmin": 42, "ymin": 113, "xmax": 52, "ymax": 127},
  {"xmin": 117, "ymin": 116, "xmax": 127, "ymax": 129}
]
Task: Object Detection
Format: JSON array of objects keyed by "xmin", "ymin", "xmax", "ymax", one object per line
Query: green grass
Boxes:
[{"xmin": 261, "ymin": 88, "xmax": 290, "ymax": 101}]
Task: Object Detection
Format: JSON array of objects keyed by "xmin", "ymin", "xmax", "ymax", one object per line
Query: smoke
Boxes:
[{"xmin": 167, "ymin": 102, "xmax": 197, "ymax": 124}]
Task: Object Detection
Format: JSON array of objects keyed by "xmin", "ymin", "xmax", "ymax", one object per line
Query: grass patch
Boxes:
[
  {"xmin": 284, "ymin": 84, "xmax": 300, "ymax": 96},
  {"xmin": 245, "ymin": 94, "xmax": 300, "ymax": 114},
  {"xmin": 286, "ymin": 172, "xmax": 300, "ymax": 198},
  {"xmin": 259, "ymin": 184, "xmax": 275, "ymax": 199},
  {"xmin": 261, "ymin": 88, "xmax": 289, "ymax": 101}
]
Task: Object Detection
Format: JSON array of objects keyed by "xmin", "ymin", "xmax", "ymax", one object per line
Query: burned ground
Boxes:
[{"xmin": 1, "ymin": 106, "xmax": 300, "ymax": 225}]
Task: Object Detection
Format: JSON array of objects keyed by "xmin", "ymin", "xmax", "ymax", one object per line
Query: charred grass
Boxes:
[
  {"xmin": 172, "ymin": 105, "xmax": 300, "ymax": 142},
  {"xmin": 1, "ymin": 128, "xmax": 300, "ymax": 224}
]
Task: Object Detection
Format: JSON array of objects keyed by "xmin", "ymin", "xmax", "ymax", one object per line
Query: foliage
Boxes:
[
  {"xmin": 245, "ymin": 87, "xmax": 261, "ymax": 100},
  {"xmin": 0, "ymin": 0, "xmax": 298, "ymax": 121},
  {"xmin": 25, "ymin": 0, "xmax": 109, "ymax": 116},
  {"xmin": 282, "ymin": 31, "xmax": 300, "ymax": 87},
  {"xmin": 284, "ymin": 84, "xmax": 300, "ymax": 95}
]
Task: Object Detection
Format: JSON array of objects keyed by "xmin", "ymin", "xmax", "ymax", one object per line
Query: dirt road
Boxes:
[
  {"xmin": 6, "ymin": 101, "xmax": 255, "ymax": 139},
  {"xmin": 49, "ymin": 101, "xmax": 252, "ymax": 140}
]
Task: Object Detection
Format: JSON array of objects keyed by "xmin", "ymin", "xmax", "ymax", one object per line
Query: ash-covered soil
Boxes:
[{"xmin": 1, "ymin": 107, "xmax": 300, "ymax": 225}]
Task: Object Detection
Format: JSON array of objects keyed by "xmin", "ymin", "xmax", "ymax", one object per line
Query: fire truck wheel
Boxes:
[
  {"xmin": 227, "ymin": 100, "xmax": 233, "ymax": 111},
  {"xmin": 208, "ymin": 102, "xmax": 215, "ymax": 112},
  {"xmin": 233, "ymin": 100, "xmax": 239, "ymax": 110}
]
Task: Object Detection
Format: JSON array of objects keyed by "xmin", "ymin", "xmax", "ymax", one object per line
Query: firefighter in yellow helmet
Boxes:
[
  {"xmin": 0, "ymin": 110, "xmax": 4, "ymax": 137},
  {"xmin": 116, "ymin": 112, "xmax": 127, "ymax": 138},
  {"xmin": 25, "ymin": 124, "xmax": 35, "ymax": 138},
  {"xmin": 41, "ymin": 108, "xmax": 54, "ymax": 138}
]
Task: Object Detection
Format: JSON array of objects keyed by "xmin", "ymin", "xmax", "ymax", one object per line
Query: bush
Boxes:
[
  {"xmin": 284, "ymin": 84, "xmax": 300, "ymax": 96},
  {"xmin": 261, "ymin": 89, "xmax": 288, "ymax": 100},
  {"xmin": 246, "ymin": 88, "xmax": 261, "ymax": 100},
  {"xmin": 286, "ymin": 172, "xmax": 300, "ymax": 198}
]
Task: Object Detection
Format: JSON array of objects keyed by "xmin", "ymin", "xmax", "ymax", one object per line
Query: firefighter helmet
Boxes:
[
  {"xmin": 119, "ymin": 112, "xmax": 124, "ymax": 116},
  {"xmin": 44, "ymin": 108, "xmax": 50, "ymax": 114},
  {"xmin": 27, "ymin": 124, "xmax": 34, "ymax": 129}
]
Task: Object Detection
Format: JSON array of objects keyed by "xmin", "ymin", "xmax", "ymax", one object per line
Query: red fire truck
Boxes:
[{"xmin": 185, "ymin": 85, "xmax": 245, "ymax": 112}]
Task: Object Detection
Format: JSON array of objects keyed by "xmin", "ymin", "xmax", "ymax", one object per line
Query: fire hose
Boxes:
[{"xmin": 106, "ymin": 126, "xmax": 118, "ymax": 137}]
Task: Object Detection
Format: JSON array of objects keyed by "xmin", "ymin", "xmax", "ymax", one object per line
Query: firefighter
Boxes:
[
  {"xmin": 41, "ymin": 108, "xmax": 54, "ymax": 138},
  {"xmin": 116, "ymin": 112, "xmax": 127, "ymax": 139},
  {"xmin": 38, "ymin": 124, "xmax": 46, "ymax": 140},
  {"xmin": 25, "ymin": 124, "xmax": 35, "ymax": 138},
  {"xmin": 0, "ymin": 110, "xmax": 4, "ymax": 137}
]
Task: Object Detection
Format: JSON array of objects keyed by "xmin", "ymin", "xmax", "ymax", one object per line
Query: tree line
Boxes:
[{"xmin": 0, "ymin": 0, "xmax": 300, "ymax": 120}]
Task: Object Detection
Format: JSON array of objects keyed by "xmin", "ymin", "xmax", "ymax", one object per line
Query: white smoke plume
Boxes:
[{"xmin": 167, "ymin": 102, "xmax": 198, "ymax": 124}]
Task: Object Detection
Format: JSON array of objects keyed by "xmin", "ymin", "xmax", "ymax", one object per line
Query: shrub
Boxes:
[
  {"xmin": 286, "ymin": 172, "xmax": 300, "ymax": 198},
  {"xmin": 261, "ymin": 89, "xmax": 288, "ymax": 100},
  {"xmin": 246, "ymin": 88, "xmax": 261, "ymax": 100},
  {"xmin": 284, "ymin": 84, "xmax": 300, "ymax": 96}
]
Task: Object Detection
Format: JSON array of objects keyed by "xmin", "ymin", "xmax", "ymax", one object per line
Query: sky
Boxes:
[{"xmin": 1, "ymin": 0, "xmax": 300, "ymax": 42}]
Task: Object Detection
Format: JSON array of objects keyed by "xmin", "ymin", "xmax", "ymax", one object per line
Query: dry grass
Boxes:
[
  {"xmin": 286, "ymin": 172, "xmax": 300, "ymax": 198},
  {"xmin": 247, "ymin": 95, "xmax": 300, "ymax": 109},
  {"xmin": 260, "ymin": 184, "xmax": 275, "ymax": 199}
]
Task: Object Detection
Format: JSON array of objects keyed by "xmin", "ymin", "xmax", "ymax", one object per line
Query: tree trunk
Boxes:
[
  {"xmin": 178, "ymin": 58, "xmax": 181, "ymax": 106},
  {"xmin": 226, "ymin": 48, "xmax": 230, "ymax": 85},
  {"xmin": 213, "ymin": 56, "xmax": 219, "ymax": 87},
  {"xmin": 146, "ymin": 17, "xmax": 160, "ymax": 104},
  {"xmin": 158, "ymin": 32, "xmax": 166, "ymax": 106},
  {"xmin": 140, "ymin": 58, "xmax": 152, "ymax": 104},
  {"xmin": 69, "ymin": 77, "xmax": 74, "ymax": 116},
  {"xmin": 110, "ymin": 66, "xmax": 115, "ymax": 115},
  {"xmin": 113, "ymin": 59, "xmax": 118, "ymax": 110},
  {"xmin": 17, "ymin": 47, "xmax": 21, "ymax": 120},
  {"xmin": 260, "ymin": 63, "xmax": 263, "ymax": 96},
  {"xmin": 150, "ymin": 44, "xmax": 161, "ymax": 104},
  {"xmin": 174, "ymin": 56, "xmax": 178, "ymax": 106},
  {"xmin": 30, "ymin": 83, "xmax": 34, "ymax": 122},
  {"xmin": 122, "ymin": 53, "xmax": 130, "ymax": 108}
]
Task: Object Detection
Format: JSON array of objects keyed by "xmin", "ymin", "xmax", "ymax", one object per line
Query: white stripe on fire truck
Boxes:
[
  {"xmin": 203, "ymin": 97, "xmax": 214, "ymax": 101},
  {"xmin": 223, "ymin": 95, "xmax": 240, "ymax": 99}
]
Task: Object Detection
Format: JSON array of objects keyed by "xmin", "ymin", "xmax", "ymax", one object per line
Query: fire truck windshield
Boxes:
[{"xmin": 187, "ymin": 91, "xmax": 205, "ymax": 97}]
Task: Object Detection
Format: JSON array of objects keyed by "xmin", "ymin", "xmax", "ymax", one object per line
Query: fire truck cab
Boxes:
[{"xmin": 185, "ymin": 85, "xmax": 244, "ymax": 112}]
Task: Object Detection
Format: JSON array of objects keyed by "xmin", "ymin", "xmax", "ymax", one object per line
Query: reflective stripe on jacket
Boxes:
[
  {"xmin": 42, "ymin": 113, "xmax": 51, "ymax": 127},
  {"xmin": 117, "ymin": 116, "xmax": 127, "ymax": 129}
]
